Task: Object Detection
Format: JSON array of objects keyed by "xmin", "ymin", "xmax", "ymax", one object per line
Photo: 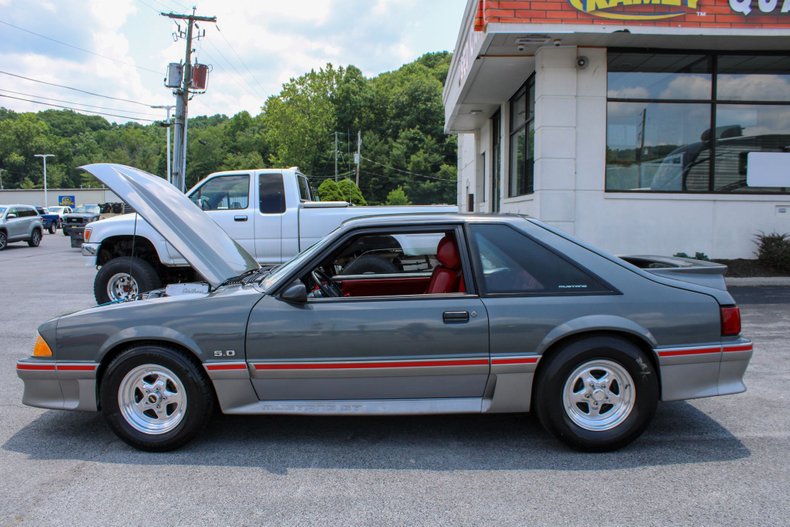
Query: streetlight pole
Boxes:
[
  {"xmin": 151, "ymin": 105, "xmax": 175, "ymax": 184},
  {"xmin": 34, "ymin": 154, "xmax": 54, "ymax": 208}
]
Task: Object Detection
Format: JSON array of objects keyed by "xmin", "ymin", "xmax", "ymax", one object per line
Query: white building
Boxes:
[{"xmin": 444, "ymin": 0, "xmax": 790, "ymax": 258}]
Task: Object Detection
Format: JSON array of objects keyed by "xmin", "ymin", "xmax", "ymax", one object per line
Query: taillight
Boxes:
[
  {"xmin": 721, "ymin": 306, "xmax": 741, "ymax": 336},
  {"xmin": 84, "ymin": 227, "xmax": 91, "ymax": 242}
]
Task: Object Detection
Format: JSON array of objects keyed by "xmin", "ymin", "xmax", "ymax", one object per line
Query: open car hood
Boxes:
[{"xmin": 81, "ymin": 163, "xmax": 259, "ymax": 288}]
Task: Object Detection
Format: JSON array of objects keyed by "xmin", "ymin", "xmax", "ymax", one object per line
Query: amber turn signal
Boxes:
[{"xmin": 33, "ymin": 335, "xmax": 53, "ymax": 357}]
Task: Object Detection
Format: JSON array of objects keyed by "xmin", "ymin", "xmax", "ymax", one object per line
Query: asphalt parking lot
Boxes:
[{"xmin": 1, "ymin": 233, "xmax": 788, "ymax": 526}]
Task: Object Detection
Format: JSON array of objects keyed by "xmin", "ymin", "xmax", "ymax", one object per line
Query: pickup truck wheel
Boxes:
[
  {"xmin": 95, "ymin": 256, "xmax": 162, "ymax": 304},
  {"xmin": 100, "ymin": 345, "xmax": 214, "ymax": 451},
  {"xmin": 534, "ymin": 336, "xmax": 658, "ymax": 452},
  {"xmin": 48, "ymin": 222, "xmax": 56, "ymax": 234},
  {"xmin": 0, "ymin": 231, "xmax": 6, "ymax": 250},
  {"xmin": 27, "ymin": 229, "xmax": 42, "ymax": 247}
]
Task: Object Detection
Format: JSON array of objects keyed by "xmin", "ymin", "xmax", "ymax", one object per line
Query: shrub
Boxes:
[
  {"xmin": 755, "ymin": 232, "xmax": 790, "ymax": 273},
  {"xmin": 385, "ymin": 186, "xmax": 411, "ymax": 205}
]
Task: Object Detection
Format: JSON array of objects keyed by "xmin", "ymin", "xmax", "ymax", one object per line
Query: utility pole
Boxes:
[
  {"xmin": 151, "ymin": 105, "xmax": 175, "ymax": 184},
  {"xmin": 34, "ymin": 154, "xmax": 54, "ymax": 208},
  {"xmin": 355, "ymin": 130, "xmax": 362, "ymax": 187},
  {"xmin": 0, "ymin": 168, "xmax": 5, "ymax": 190},
  {"xmin": 162, "ymin": 9, "xmax": 216, "ymax": 192},
  {"xmin": 334, "ymin": 131, "xmax": 339, "ymax": 181}
]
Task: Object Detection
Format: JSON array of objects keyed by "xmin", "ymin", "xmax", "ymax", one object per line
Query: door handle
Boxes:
[
  {"xmin": 234, "ymin": 215, "xmax": 248, "ymax": 222},
  {"xmin": 443, "ymin": 311, "xmax": 469, "ymax": 324}
]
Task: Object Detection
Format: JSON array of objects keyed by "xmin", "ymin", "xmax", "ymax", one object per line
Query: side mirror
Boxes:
[{"xmin": 280, "ymin": 280, "xmax": 307, "ymax": 303}]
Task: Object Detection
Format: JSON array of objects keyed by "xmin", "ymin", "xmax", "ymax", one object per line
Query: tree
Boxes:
[
  {"xmin": 385, "ymin": 187, "xmax": 411, "ymax": 205},
  {"xmin": 337, "ymin": 178, "xmax": 367, "ymax": 205},
  {"xmin": 318, "ymin": 179, "xmax": 344, "ymax": 201}
]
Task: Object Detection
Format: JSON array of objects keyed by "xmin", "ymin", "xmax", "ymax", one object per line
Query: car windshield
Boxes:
[
  {"xmin": 49, "ymin": 207, "xmax": 65, "ymax": 214},
  {"xmin": 261, "ymin": 227, "xmax": 343, "ymax": 291},
  {"xmin": 74, "ymin": 205, "xmax": 100, "ymax": 214}
]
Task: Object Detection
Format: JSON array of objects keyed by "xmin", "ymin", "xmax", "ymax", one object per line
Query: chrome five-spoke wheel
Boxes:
[
  {"xmin": 101, "ymin": 345, "xmax": 214, "ymax": 451},
  {"xmin": 118, "ymin": 365, "xmax": 186, "ymax": 435},
  {"xmin": 562, "ymin": 359, "xmax": 634, "ymax": 432}
]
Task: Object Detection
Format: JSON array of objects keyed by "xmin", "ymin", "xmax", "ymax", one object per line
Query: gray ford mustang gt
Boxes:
[{"xmin": 17, "ymin": 164, "xmax": 752, "ymax": 452}]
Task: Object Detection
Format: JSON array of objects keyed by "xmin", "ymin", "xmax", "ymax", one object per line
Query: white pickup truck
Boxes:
[{"xmin": 82, "ymin": 167, "xmax": 456, "ymax": 303}]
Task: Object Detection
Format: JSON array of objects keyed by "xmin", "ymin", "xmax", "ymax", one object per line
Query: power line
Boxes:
[
  {"xmin": 0, "ymin": 88, "xmax": 160, "ymax": 118},
  {"xmin": 360, "ymin": 155, "xmax": 453, "ymax": 182},
  {"xmin": 214, "ymin": 25, "xmax": 268, "ymax": 98},
  {"xmin": 362, "ymin": 169, "xmax": 455, "ymax": 186},
  {"xmin": 0, "ymin": 70, "xmax": 157, "ymax": 107},
  {"xmin": 0, "ymin": 19, "xmax": 161, "ymax": 75},
  {"xmin": 0, "ymin": 94, "xmax": 157, "ymax": 122},
  {"xmin": 200, "ymin": 41, "xmax": 264, "ymax": 100}
]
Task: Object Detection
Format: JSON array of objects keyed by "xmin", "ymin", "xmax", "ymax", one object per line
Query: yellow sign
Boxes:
[{"xmin": 567, "ymin": 0, "xmax": 698, "ymax": 20}]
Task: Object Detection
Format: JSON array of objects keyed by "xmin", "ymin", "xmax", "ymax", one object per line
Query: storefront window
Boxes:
[
  {"xmin": 606, "ymin": 51, "xmax": 790, "ymax": 194},
  {"xmin": 509, "ymin": 76, "xmax": 535, "ymax": 197}
]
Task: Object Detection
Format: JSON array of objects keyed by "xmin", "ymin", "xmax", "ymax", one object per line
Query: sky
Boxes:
[{"xmin": 0, "ymin": 0, "xmax": 466, "ymax": 124}]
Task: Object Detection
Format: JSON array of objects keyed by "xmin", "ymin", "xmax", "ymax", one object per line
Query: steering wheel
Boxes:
[{"xmin": 310, "ymin": 269, "xmax": 342, "ymax": 297}]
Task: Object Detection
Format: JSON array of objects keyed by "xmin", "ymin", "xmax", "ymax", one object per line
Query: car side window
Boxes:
[
  {"xmin": 300, "ymin": 229, "xmax": 469, "ymax": 298},
  {"xmin": 260, "ymin": 173, "xmax": 286, "ymax": 214},
  {"xmin": 470, "ymin": 224, "xmax": 610, "ymax": 295},
  {"xmin": 189, "ymin": 174, "xmax": 250, "ymax": 211}
]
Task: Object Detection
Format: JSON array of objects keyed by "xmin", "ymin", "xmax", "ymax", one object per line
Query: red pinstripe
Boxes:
[{"xmin": 253, "ymin": 358, "xmax": 489, "ymax": 370}]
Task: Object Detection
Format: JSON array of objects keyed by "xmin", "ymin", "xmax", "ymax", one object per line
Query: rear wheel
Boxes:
[
  {"xmin": 27, "ymin": 229, "xmax": 42, "ymax": 247},
  {"xmin": 534, "ymin": 335, "xmax": 658, "ymax": 452},
  {"xmin": 94, "ymin": 256, "xmax": 162, "ymax": 303},
  {"xmin": 48, "ymin": 222, "xmax": 56, "ymax": 234},
  {"xmin": 100, "ymin": 345, "xmax": 214, "ymax": 451},
  {"xmin": 0, "ymin": 231, "xmax": 6, "ymax": 250}
]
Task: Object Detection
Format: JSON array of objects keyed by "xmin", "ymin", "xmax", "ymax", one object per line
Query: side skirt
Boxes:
[{"xmin": 223, "ymin": 397, "xmax": 486, "ymax": 416}]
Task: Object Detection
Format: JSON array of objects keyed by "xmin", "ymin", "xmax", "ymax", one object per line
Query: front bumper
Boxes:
[{"xmin": 16, "ymin": 359, "xmax": 99, "ymax": 411}]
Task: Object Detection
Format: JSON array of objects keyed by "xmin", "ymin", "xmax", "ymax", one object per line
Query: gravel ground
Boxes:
[{"xmin": 1, "ymin": 233, "xmax": 788, "ymax": 526}]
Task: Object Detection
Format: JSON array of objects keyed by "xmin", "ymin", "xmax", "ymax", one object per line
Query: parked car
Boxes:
[
  {"xmin": 36, "ymin": 206, "xmax": 65, "ymax": 234},
  {"xmin": 0, "ymin": 204, "xmax": 43, "ymax": 250},
  {"xmin": 17, "ymin": 164, "xmax": 752, "ymax": 452},
  {"xmin": 61, "ymin": 204, "xmax": 101, "ymax": 242},
  {"xmin": 45, "ymin": 206, "xmax": 73, "ymax": 233}
]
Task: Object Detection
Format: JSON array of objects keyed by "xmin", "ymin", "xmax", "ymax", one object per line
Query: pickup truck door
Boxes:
[
  {"xmin": 253, "ymin": 172, "xmax": 285, "ymax": 265},
  {"xmin": 187, "ymin": 173, "xmax": 257, "ymax": 258}
]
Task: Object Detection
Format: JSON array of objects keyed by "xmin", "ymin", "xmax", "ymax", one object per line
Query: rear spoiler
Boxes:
[{"xmin": 619, "ymin": 255, "xmax": 728, "ymax": 291}]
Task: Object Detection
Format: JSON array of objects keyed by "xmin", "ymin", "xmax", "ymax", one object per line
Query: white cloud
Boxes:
[{"xmin": 0, "ymin": 0, "xmax": 464, "ymax": 121}]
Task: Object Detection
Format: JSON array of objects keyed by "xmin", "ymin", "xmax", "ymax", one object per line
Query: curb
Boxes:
[{"xmin": 726, "ymin": 277, "xmax": 790, "ymax": 287}]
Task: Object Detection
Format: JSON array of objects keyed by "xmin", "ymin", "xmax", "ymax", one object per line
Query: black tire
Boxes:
[
  {"xmin": 0, "ymin": 230, "xmax": 6, "ymax": 251},
  {"xmin": 48, "ymin": 222, "xmax": 56, "ymax": 234},
  {"xmin": 27, "ymin": 229, "xmax": 42, "ymax": 247},
  {"xmin": 94, "ymin": 256, "xmax": 162, "ymax": 304},
  {"xmin": 100, "ymin": 345, "xmax": 214, "ymax": 451},
  {"xmin": 341, "ymin": 255, "xmax": 398, "ymax": 275},
  {"xmin": 534, "ymin": 335, "xmax": 658, "ymax": 452}
]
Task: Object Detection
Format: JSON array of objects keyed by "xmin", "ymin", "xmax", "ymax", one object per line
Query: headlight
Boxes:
[{"xmin": 33, "ymin": 334, "xmax": 53, "ymax": 357}]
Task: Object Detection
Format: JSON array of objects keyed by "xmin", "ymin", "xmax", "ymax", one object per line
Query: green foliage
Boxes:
[
  {"xmin": 337, "ymin": 178, "xmax": 366, "ymax": 205},
  {"xmin": 755, "ymin": 232, "xmax": 790, "ymax": 273},
  {"xmin": 318, "ymin": 178, "xmax": 366, "ymax": 205},
  {"xmin": 0, "ymin": 52, "xmax": 455, "ymax": 205},
  {"xmin": 673, "ymin": 251, "xmax": 710, "ymax": 261},
  {"xmin": 385, "ymin": 186, "xmax": 411, "ymax": 205},
  {"xmin": 318, "ymin": 179, "xmax": 344, "ymax": 201}
]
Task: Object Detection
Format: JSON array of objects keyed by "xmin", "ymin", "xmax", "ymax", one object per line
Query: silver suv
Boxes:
[{"xmin": 0, "ymin": 204, "xmax": 43, "ymax": 251}]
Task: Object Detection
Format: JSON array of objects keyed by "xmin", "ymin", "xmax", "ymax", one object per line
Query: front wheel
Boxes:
[
  {"xmin": 534, "ymin": 336, "xmax": 658, "ymax": 452},
  {"xmin": 94, "ymin": 256, "xmax": 162, "ymax": 304},
  {"xmin": 48, "ymin": 222, "xmax": 56, "ymax": 234},
  {"xmin": 100, "ymin": 345, "xmax": 215, "ymax": 451}
]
